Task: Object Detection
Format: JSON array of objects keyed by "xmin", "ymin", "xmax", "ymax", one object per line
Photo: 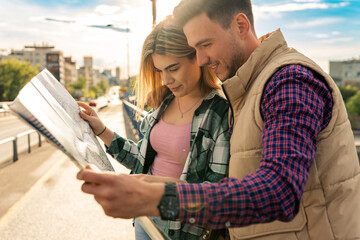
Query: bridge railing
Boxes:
[
  {"xmin": 122, "ymin": 100, "xmax": 148, "ymax": 140},
  {"xmin": 0, "ymin": 130, "xmax": 43, "ymax": 168}
]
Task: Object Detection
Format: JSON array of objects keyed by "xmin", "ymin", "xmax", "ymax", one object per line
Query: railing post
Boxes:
[
  {"xmin": 38, "ymin": 132, "xmax": 42, "ymax": 147},
  {"xmin": 28, "ymin": 133, "xmax": 31, "ymax": 153},
  {"xmin": 13, "ymin": 137, "xmax": 18, "ymax": 162}
]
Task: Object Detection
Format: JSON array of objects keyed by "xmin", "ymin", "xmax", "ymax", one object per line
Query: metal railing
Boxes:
[
  {"xmin": 0, "ymin": 130, "xmax": 42, "ymax": 165},
  {"xmin": 122, "ymin": 100, "xmax": 148, "ymax": 139},
  {"xmin": 0, "ymin": 109, "xmax": 10, "ymax": 116},
  {"xmin": 0, "ymin": 102, "xmax": 11, "ymax": 117}
]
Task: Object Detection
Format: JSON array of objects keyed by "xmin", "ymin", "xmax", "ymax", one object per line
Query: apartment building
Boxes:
[
  {"xmin": 1, "ymin": 44, "xmax": 65, "ymax": 84},
  {"xmin": 330, "ymin": 58, "xmax": 360, "ymax": 87}
]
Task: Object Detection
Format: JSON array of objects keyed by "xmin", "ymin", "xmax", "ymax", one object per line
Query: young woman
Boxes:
[{"xmin": 78, "ymin": 16, "xmax": 230, "ymax": 240}]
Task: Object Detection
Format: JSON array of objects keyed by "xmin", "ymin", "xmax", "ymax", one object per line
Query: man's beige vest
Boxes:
[{"xmin": 222, "ymin": 29, "xmax": 360, "ymax": 240}]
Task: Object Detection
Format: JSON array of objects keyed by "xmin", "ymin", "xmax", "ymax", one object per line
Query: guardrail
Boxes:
[
  {"xmin": 0, "ymin": 102, "xmax": 11, "ymax": 116},
  {"xmin": 0, "ymin": 130, "xmax": 42, "ymax": 166},
  {"xmin": 122, "ymin": 100, "xmax": 148, "ymax": 139},
  {"xmin": 0, "ymin": 109, "xmax": 10, "ymax": 116}
]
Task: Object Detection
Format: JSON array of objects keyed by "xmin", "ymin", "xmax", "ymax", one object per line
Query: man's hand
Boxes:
[{"xmin": 76, "ymin": 165, "xmax": 164, "ymax": 219}]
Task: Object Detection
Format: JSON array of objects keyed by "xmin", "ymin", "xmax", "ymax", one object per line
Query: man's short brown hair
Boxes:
[{"xmin": 173, "ymin": 0, "xmax": 254, "ymax": 30}]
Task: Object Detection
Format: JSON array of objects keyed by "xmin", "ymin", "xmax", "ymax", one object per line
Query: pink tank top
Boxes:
[{"xmin": 150, "ymin": 118, "xmax": 191, "ymax": 178}]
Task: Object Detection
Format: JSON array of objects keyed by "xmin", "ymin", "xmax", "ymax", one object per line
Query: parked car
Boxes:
[{"xmin": 88, "ymin": 99, "xmax": 97, "ymax": 107}]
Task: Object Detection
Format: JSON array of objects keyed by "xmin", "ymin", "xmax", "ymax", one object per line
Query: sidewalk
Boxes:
[{"xmin": 0, "ymin": 142, "xmax": 135, "ymax": 240}]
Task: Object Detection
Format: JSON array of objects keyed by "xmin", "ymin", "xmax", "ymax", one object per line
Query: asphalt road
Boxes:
[{"xmin": 0, "ymin": 101, "xmax": 136, "ymax": 240}]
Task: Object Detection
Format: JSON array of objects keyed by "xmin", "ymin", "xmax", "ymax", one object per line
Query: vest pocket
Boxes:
[{"xmin": 228, "ymin": 204, "xmax": 307, "ymax": 239}]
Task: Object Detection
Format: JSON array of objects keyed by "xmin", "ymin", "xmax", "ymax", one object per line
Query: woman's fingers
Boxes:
[{"xmin": 77, "ymin": 101, "xmax": 94, "ymax": 115}]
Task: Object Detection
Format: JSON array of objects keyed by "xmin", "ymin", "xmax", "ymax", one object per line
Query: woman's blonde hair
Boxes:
[{"xmin": 136, "ymin": 15, "xmax": 219, "ymax": 114}]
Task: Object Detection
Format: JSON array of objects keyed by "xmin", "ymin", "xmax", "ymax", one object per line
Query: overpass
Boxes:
[{"xmin": 0, "ymin": 100, "xmax": 138, "ymax": 240}]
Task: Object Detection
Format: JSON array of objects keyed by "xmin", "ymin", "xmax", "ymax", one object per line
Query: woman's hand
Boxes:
[{"xmin": 78, "ymin": 101, "xmax": 106, "ymax": 136}]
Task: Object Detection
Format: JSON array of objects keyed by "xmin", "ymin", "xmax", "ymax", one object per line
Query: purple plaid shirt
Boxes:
[{"xmin": 176, "ymin": 65, "xmax": 333, "ymax": 229}]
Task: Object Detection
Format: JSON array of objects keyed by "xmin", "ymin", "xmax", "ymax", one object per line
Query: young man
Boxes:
[{"xmin": 77, "ymin": 0, "xmax": 360, "ymax": 239}]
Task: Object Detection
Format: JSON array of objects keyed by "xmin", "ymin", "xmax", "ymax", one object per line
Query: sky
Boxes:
[{"xmin": 0, "ymin": 0, "xmax": 359, "ymax": 77}]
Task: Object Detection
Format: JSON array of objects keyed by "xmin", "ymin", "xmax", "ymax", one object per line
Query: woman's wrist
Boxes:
[
  {"xmin": 96, "ymin": 126, "xmax": 107, "ymax": 136},
  {"xmin": 97, "ymin": 126, "xmax": 114, "ymax": 147}
]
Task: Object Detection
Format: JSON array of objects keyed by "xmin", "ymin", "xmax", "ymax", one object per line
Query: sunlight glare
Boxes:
[{"xmin": 156, "ymin": 0, "xmax": 181, "ymax": 23}]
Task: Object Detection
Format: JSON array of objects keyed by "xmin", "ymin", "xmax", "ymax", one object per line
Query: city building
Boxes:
[
  {"xmin": 93, "ymin": 69, "xmax": 108, "ymax": 86},
  {"xmin": 78, "ymin": 56, "xmax": 94, "ymax": 91},
  {"xmin": 330, "ymin": 58, "xmax": 360, "ymax": 87},
  {"xmin": 64, "ymin": 57, "xmax": 78, "ymax": 88},
  {"xmin": 1, "ymin": 44, "xmax": 65, "ymax": 84},
  {"xmin": 115, "ymin": 66, "xmax": 121, "ymax": 85}
]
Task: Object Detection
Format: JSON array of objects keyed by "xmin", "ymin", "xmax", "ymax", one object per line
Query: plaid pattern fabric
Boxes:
[
  {"xmin": 176, "ymin": 65, "xmax": 333, "ymax": 229},
  {"xmin": 106, "ymin": 88, "xmax": 230, "ymax": 239}
]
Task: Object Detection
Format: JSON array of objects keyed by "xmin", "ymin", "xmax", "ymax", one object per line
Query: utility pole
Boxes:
[{"xmin": 150, "ymin": 0, "xmax": 157, "ymax": 27}]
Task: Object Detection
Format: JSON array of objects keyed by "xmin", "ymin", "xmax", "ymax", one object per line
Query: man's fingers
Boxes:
[
  {"xmin": 81, "ymin": 181, "xmax": 103, "ymax": 195},
  {"xmin": 77, "ymin": 169, "xmax": 113, "ymax": 185}
]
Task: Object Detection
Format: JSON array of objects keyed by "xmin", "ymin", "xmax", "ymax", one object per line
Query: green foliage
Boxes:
[
  {"xmin": 97, "ymin": 80, "xmax": 109, "ymax": 96},
  {"xmin": 89, "ymin": 85, "xmax": 98, "ymax": 98},
  {"xmin": 339, "ymin": 85, "xmax": 358, "ymax": 103},
  {"xmin": 128, "ymin": 75, "xmax": 138, "ymax": 96},
  {"xmin": 0, "ymin": 59, "xmax": 39, "ymax": 101},
  {"xmin": 346, "ymin": 92, "xmax": 360, "ymax": 116},
  {"xmin": 68, "ymin": 77, "xmax": 87, "ymax": 99},
  {"xmin": 70, "ymin": 76, "xmax": 86, "ymax": 90}
]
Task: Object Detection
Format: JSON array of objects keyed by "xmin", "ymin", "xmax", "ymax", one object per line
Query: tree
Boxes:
[
  {"xmin": 0, "ymin": 59, "xmax": 39, "ymax": 101},
  {"xmin": 89, "ymin": 85, "xmax": 99, "ymax": 98},
  {"xmin": 346, "ymin": 92, "xmax": 360, "ymax": 116},
  {"xmin": 339, "ymin": 85, "xmax": 358, "ymax": 103},
  {"xmin": 97, "ymin": 80, "xmax": 109, "ymax": 96},
  {"xmin": 68, "ymin": 77, "xmax": 86, "ymax": 99}
]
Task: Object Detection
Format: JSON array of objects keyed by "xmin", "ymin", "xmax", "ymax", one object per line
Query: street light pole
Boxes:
[{"xmin": 150, "ymin": 0, "xmax": 157, "ymax": 27}]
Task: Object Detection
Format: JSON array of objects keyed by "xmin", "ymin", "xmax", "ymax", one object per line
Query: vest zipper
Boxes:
[{"xmin": 221, "ymin": 85, "xmax": 234, "ymax": 128}]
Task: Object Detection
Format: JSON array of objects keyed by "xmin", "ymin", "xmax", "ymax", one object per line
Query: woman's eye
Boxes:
[{"xmin": 169, "ymin": 68, "xmax": 179, "ymax": 72}]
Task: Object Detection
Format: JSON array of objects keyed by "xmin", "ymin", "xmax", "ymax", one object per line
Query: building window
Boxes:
[
  {"xmin": 345, "ymin": 72, "xmax": 351, "ymax": 77},
  {"xmin": 357, "ymin": 72, "xmax": 360, "ymax": 77}
]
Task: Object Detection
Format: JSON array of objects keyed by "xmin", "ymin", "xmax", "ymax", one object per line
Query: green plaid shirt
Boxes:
[{"xmin": 106, "ymin": 89, "xmax": 230, "ymax": 239}]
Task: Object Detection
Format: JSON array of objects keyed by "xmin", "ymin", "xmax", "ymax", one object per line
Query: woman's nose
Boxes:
[{"xmin": 162, "ymin": 72, "xmax": 173, "ymax": 85}]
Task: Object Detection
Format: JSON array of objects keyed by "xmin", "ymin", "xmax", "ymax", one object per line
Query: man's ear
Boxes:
[{"xmin": 233, "ymin": 13, "xmax": 250, "ymax": 38}]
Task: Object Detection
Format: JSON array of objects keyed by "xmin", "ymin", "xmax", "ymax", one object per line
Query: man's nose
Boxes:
[{"xmin": 196, "ymin": 51, "xmax": 209, "ymax": 66}]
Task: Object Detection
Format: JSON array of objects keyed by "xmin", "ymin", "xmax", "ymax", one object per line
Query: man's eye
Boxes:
[{"xmin": 202, "ymin": 43, "xmax": 211, "ymax": 48}]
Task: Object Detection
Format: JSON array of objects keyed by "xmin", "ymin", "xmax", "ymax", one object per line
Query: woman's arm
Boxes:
[
  {"xmin": 204, "ymin": 101, "xmax": 230, "ymax": 182},
  {"xmin": 131, "ymin": 174, "xmax": 187, "ymax": 183}
]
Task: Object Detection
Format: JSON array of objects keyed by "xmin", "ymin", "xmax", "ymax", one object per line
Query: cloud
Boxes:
[
  {"xmin": 293, "ymin": 0, "xmax": 321, "ymax": 2},
  {"xmin": 94, "ymin": 5, "xmax": 121, "ymax": 15},
  {"xmin": 286, "ymin": 17, "xmax": 343, "ymax": 29},
  {"xmin": 292, "ymin": 39, "xmax": 360, "ymax": 73},
  {"xmin": 320, "ymin": 37, "xmax": 353, "ymax": 44},
  {"xmin": 0, "ymin": 0, "xmax": 155, "ymax": 75},
  {"xmin": 253, "ymin": 1, "xmax": 349, "ymax": 20},
  {"xmin": 315, "ymin": 33, "xmax": 329, "ymax": 38}
]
